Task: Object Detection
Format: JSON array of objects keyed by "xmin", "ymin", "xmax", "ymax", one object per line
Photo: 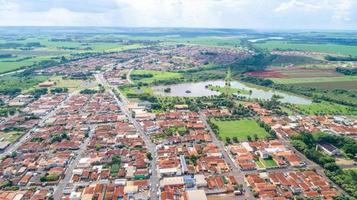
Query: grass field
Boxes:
[
  {"xmin": 0, "ymin": 131, "xmax": 23, "ymax": 143},
  {"xmin": 211, "ymin": 119, "xmax": 269, "ymax": 141},
  {"xmin": 0, "ymin": 56, "xmax": 56, "ymax": 73},
  {"xmin": 294, "ymin": 101, "xmax": 357, "ymax": 115},
  {"xmin": 45, "ymin": 76, "xmax": 98, "ymax": 92},
  {"xmin": 0, "ymin": 75, "xmax": 49, "ymax": 91},
  {"xmin": 294, "ymin": 80, "xmax": 357, "ymax": 91},
  {"xmin": 163, "ymin": 36, "xmax": 243, "ymax": 47},
  {"xmin": 256, "ymin": 158, "xmax": 278, "ymax": 169},
  {"xmin": 255, "ymin": 40, "xmax": 357, "ymax": 56},
  {"xmin": 131, "ymin": 69, "xmax": 183, "ymax": 84},
  {"xmin": 271, "ymin": 76, "xmax": 357, "ymax": 84}
]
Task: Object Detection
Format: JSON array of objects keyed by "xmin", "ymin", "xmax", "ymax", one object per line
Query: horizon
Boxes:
[{"xmin": 0, "ymin": 0, "xmax": 356, "ymax": 30}]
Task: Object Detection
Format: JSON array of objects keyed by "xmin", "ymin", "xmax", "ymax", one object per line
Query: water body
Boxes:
[{"xmin": 153, "ymin": 80, "xmax": 312, "ymax": 105}]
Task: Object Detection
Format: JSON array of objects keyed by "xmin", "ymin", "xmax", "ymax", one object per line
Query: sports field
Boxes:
[{"xmin": 211, "ymin": 119, "xmax": 268, "ymax": 141}]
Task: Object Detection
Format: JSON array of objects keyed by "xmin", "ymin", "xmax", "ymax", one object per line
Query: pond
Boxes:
[{"xmin": 152, "ymin": 80, "xmax": 312, "ymax": 105}]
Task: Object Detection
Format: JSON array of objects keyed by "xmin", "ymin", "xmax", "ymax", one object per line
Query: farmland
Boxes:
[
  {"xmin": 0, "ymin": 35, "xmax": 145, "ymax": 74},
  {"xmin": 254, "ymin": 40, "xmax": 357, "ymax": 56},
  {"xmin": 211, "ymin": 119, "xmax": 269, "ymax": 141}
]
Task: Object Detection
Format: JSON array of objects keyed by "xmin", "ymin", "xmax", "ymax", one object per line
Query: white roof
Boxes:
[
  {"xmin": 160, "ymin": 177, "xmax": 184, "ymax": 187},
  {"xmin": 186, "ymin": 190, "xmax": 207, "ymax": 200}
]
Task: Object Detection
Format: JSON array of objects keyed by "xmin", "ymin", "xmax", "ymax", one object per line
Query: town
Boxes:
[{"xmin": 1, "ymin": 36, "xmax": 356, "ymax": 200}]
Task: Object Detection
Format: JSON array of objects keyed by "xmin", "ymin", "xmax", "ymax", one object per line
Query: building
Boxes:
[{"xmin": 317, "ymin": 143, "xmax": 341, "ymax": 156}]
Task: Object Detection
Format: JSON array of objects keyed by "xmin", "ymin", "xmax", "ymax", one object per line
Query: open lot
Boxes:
[
  {"xmin": 211, "ymin": 119, "xmax": 269, "ymax": 141},
  {"xmin": 0, "ymin": 131, "xmax": 23, "ymax": 144},
  {"xmin": 131, "ymin": 69, "xmax": 183, "ymax": 84},
  {"xmin": 45, "ymin": 76, "xmax": 99, "ymax": 92},
  {"xmin": 294, "ymin": 101, "xmax": 357, "ymax": 115}
]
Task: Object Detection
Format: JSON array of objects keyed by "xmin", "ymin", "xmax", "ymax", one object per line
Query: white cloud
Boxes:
[
  {"xmin": 0, "ymin": 0, "xmax": 356, "ymax": 29},
  {"xmin": 275, "ymin": 0, "xmax": 320, "ymax": 12}
]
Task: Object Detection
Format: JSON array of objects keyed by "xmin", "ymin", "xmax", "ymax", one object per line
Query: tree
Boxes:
[
  {"xmin": 232, "ymin": 136, "xmax": 239, "ymax": 143},
  {"xmin": 247, "ymin": 135, "xmax": 252, "ymax": 142},
  {"xmin": 253, "ymin": 134, "xmax": 259, "ymax": 141},
  {"xmin": 226, "ymin": 137, "xmax": 232, "ymax": 144},
  {"xmin": 146, "ymin": 152, "xmax": 152, "ymax": 160}
]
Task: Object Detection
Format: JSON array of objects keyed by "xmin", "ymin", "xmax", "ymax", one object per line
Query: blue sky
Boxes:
[{"xmin": 0, "ymin": 0, "xmax": 356, "ymax": 29}]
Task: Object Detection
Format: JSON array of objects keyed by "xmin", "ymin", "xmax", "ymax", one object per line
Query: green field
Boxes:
[
  {"xmin": 0, "ymin": 36, "xmax": 144, "ymax": 74},
  {"xmin": 163, "ymin": 36, "xmax": 243, "ymax": 47},
  {"xmin": 0, "ymin": 75, "xmax": 49, "ymax": 91},
  {"xmin": 45, "ymin": 76, "xmax": 99, "ymax": 92},
  {"xmin": 271, "ymin": 76, "xmax": 357, "ymax": 84},
  {"xmin": 260, "ymin": 158, "xmax": 278, "ymax": 168},
  {"xmin": 131, "ymin": 69, "xmax": 183, "ymax": 84},
  {"xmin": 255, "ymin": 40, "xmax": 357, "ymax": 56},
  {"xmin": 294, "ymin": 101, "xmax": 357, "ymax": 115},
  {"xmin": 211, "ymin": 119, "xmax": 268, "ymax": 141},
  {"xmin": 255, "ymin": 158, "xmax": 278, "ymax": 169}
]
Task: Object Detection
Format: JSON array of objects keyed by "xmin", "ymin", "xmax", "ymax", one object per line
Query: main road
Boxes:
[
  {"xmin": 95, "ymin": 73, "xmax": 159, "ymax": 200},
  {"xmin": 53, "ymin": 124, "xmax": 96, "ymax": 200},
  {"xmin": 199, "ymin": 112, "xmax": 255, "ymax": 200}
]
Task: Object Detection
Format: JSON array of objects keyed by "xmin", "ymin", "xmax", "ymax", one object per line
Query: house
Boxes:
[{"xmin": 316, "ymin": 143, "xmax": 341, "ymax": 156}]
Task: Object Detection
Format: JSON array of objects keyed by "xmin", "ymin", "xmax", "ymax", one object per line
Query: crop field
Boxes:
[
  {"xmin": 211, "ymin": 119, "xmax": 269, "ymax": 141},
  {"xmin": 254, "ymin": 40, "xmax": 357, "ymax": 56},
  {"xmin": 292, "ymin": 80, "xmax": 357, "ymax": 90},
  {"xmin": 0, "ymin": 36, "xmax": 144, "ymax": 74},
  {"xmin": 163, "ymin": 36, "xmax": 243, "ymax": 47},
  {"xmin": 247, "ymin": 67, "xmax": 342, "ymax": 79},
  {"xmin": 131, "ymin": 69, "xmax": 183, "ymax": 84}
]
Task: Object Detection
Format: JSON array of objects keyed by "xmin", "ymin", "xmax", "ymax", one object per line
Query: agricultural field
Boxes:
[
  {"xmin": 0, "ymin": 35, "xmax": 145, "ymax": 74},
  {"xmin": 162, "ymin": 36, "xmax": 243, "ymax": 47},
  {"xmin": 292, "ymin": 80, "xmax": 357, "ymax": 91},
  {"xmin": 211, "ymin": 119, "xmax": 269, "ymax": 141},
  {"xmin": 254, "ymin": 40, "xmax": 357, "ymax": 56},
  {"xmin": 247, "ymin": 67, "xmax": 342, "ymax": 79},
  {"xmin": 130, "ymin": 69, "xmax": 183, "ymax": 84}
]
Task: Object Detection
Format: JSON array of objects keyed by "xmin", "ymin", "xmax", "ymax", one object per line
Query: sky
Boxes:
[{"xmin": 0, "ymin": 0, "xmax": 356, "ymax": 30}]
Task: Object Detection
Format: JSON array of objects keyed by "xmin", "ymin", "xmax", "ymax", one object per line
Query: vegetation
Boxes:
[
  {"xmin": 254, "ymin": 40, "xmax": 357, "ymax": 56},
  {"xmin": 336, "ymin": 67, "xmax": 357, "ymax": 76},
  {"xmin": 211, "ymin": 119, "xmax": 269, "ymax": 141},
  {"xmin": 131, "ymin": 70, "xmax": 182, "ymax": 84},
  {"xmin": 291, "ymin": 132, "xmax": 357, "ymax": 198}
]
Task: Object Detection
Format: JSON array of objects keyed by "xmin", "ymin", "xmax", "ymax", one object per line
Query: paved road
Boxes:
[
  {"xmin": 0, "ymin": 93, "xmax": 72, "ymax": 159},
  {"xmin": 53, "ymin": 124, "xmax": 96, "ymax": 200},
  {"xmin": 199, "ymin": 112, "xmax": 255, "ymax": 200},
  {"xmin": 95, "ymin": 73, "xmax": 159, "ymax": 200}
]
